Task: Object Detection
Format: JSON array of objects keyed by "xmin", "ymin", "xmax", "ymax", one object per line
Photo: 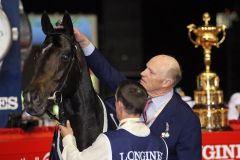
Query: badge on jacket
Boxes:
[{"xmin": 161, "ymin": 122, "xmax": 170, "ymax": 138}]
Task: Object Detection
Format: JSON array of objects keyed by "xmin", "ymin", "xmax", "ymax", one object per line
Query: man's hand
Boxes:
[
  {"xmin": 59, "ymin": 120, "xmax": 73, "ymax": 138},
  {"xmin": 74, "ymin": 28, "xmax": 90, "ymax": 48}
]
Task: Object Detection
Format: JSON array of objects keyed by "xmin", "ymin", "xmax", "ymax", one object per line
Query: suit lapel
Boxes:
[{"xmin": 150, "ymin": 92, "xmax": 179, "ymax": 138}]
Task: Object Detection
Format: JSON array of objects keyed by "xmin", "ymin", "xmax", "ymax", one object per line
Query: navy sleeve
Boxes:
[{"xmin": 85, "ymin": 48, "xmax": 126, "ymax": 91}]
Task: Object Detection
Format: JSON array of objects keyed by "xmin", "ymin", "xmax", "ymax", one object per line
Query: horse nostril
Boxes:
[
  {"xmin": 23, "ymin": 89, "xmax": 39, "ymax": 104},
  {"xmin": 23, "ymin": 91, "xmax": 31, "ymax": 104},
  {"xmin": 31, "ymin": 90, "xmax": 38, "ymax": 100}
]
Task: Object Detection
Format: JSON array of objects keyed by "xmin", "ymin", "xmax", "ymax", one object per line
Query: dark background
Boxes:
[{"xmin": 21, "ymin": 0, "xmax": 240, "ymax": 102}]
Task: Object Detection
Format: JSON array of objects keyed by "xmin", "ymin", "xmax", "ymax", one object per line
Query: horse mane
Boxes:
[{"xmin": 64, "ymin": 38, "xmax": 105, "ymax": 150}]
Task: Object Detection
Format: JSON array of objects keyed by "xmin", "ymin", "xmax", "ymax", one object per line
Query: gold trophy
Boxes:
[{"xmin": 187, "ymin": 12, "xmax": 228, "ymax": 131}]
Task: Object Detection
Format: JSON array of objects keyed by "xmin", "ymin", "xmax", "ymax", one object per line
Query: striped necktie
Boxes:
[{"xmin": 143, "ymin": 98, "xmax": 152, "ymax": 122}]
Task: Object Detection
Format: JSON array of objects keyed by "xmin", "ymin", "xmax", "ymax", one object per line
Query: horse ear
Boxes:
[
  {"xmin": 41, "ymin": 12, "xmax": 54, "ymax": 35},
  {"xmin": 62, "ymin": 11, "xmax": 74, "ymax": 35}
]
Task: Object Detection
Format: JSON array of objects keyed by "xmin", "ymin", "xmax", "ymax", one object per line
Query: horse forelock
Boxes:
[{"xmin": 41, "ymin": 43, "xmax": 53, "ymax": 55}]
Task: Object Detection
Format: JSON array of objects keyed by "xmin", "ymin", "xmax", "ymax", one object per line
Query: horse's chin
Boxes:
[{"xmin": 24, "ymin": 103, "xmax": 47, "ymax": 116}]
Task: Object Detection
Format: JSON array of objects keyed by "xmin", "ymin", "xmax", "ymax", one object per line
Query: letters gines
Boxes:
[{"xmin": 119, "ymin": 151, "xmax": 163, "ymax": 160}]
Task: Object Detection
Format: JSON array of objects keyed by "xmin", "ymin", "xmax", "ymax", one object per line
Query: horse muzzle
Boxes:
[{"xmin": 22, "ymin": 90, "xmax": 47, "ymax": 116}]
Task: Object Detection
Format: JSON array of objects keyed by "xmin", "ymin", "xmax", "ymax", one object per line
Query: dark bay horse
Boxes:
[{"xmin": 22, "ymin": 12, "xmax": 107, "ymax": 153}]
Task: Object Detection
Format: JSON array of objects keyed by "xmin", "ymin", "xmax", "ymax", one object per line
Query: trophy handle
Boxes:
[
  {"xmin": 215, "ymin": 25, "xmax": 226, "ymax": 48},
  {"xmin": 187, "ymin": 24, "xmax": 199, "ymax": 47}
]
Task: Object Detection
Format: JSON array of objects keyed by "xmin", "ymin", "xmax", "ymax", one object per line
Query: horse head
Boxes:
[
  {"xmin": 22, "ymin": 12, "xmax": 85, "ymax": 116},
  {"xmin": 23, "ymin": 12, "xmax": 105, "ymax": 151}
]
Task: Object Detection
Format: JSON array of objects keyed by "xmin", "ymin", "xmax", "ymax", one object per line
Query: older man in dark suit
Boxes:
[{"xmin": 74, "ymin": 28, "xmax": 202, "ymax": 160}]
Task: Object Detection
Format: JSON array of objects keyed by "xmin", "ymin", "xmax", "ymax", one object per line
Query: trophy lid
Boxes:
[{"xmin": 197, "ymin": 12, "xmax": 226, "ymax": 34}]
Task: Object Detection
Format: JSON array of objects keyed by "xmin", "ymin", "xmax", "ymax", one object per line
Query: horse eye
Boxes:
[{"xmin": 61, "ymin": 54, "xmax": 70, "ymax": 61}]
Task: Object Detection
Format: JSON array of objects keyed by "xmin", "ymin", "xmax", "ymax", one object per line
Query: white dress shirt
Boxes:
[
  {"xmin": 141, "ymin": 90, "xmax": 173, "ymax": 126},
  {"xmin": 61, "ymin": 118, "xmax": 150, "ymax": 160},
  {"xmin": 82, "ymin": 42, "xmax": 95, "ymax": 56}
]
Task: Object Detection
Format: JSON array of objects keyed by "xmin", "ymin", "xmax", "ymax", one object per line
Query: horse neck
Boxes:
[
  {"xmin": 78, "ymin": 67, "xmax": 97, "ymax": 100},
  {"xmin": 60, "ymin": 51, "xmax": 104, "ymax": 150},
  {"xmin": 68, "ymin": 67, "xmax": 104, "ymax": 151},
  {"xmin": 74, "ymin": 47, "xmax": 97, "ymax": 101}
]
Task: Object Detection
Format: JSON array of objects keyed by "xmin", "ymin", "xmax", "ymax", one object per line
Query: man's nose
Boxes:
[{"xmin": 140, "ymin": 69, "xmax": 147, "ymax": 76}]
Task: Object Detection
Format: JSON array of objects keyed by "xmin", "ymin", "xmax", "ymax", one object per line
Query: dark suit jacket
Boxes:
[{"xmin": 86, "ymin": 48, "xmax": 202, "ymax": 160}]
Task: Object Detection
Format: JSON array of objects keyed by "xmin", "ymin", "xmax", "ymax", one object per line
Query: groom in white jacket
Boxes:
[{"xmin": 59, "ymin": 80, "xmax": 168, "ymax": 160}]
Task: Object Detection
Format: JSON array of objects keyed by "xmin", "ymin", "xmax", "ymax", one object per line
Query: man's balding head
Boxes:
[
  {"xmin": 151, "ymin": 55, "xmax": 182, "ymax": 87},
  {"xmin": 140, "ymin": 54, "xmax": 182, "ymax": 97}
]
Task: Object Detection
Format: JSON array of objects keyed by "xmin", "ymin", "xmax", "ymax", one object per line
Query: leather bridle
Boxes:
[{"xmin": 44, "ymin": 32, "xmax": 79, "ymax": 125}]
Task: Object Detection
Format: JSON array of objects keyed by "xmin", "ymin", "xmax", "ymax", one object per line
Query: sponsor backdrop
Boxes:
[{"xmin": 0, "ymin": 0, "xmax": 21, "ymax": 127}]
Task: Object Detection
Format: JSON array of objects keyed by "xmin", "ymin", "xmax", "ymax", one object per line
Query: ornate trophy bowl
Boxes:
[{"xmin": 187, "ymin": 12, "xmax": 229, "ymax": 131}]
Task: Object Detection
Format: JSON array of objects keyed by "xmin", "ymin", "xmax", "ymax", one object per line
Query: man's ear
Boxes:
[
  {"xmin": 115, "ymin": 100, "xmax": 121, "ymax": 108},
  {"xmin": 116, "ymin": 100, "xmax": 124, "ymax": 112},
  {"xmin": 116, "ymin": 100, "xmax": 127, "ymax": 121},
  {"xmin": 163, "ymin": 79, "xmax": 174, "ymax": 87},
  {"xmin": 119, "ymin": 100, "xmax": 124, "ymax": 108}
]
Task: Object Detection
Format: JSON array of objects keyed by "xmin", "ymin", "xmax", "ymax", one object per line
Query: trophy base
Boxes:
[
  {"xmin": 201, "ymin": 126, "xmax": 232, "ymax": 132},
  {"xmin": 193, "ymin": 104, "xmax": 229, "ymax": 132}
]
